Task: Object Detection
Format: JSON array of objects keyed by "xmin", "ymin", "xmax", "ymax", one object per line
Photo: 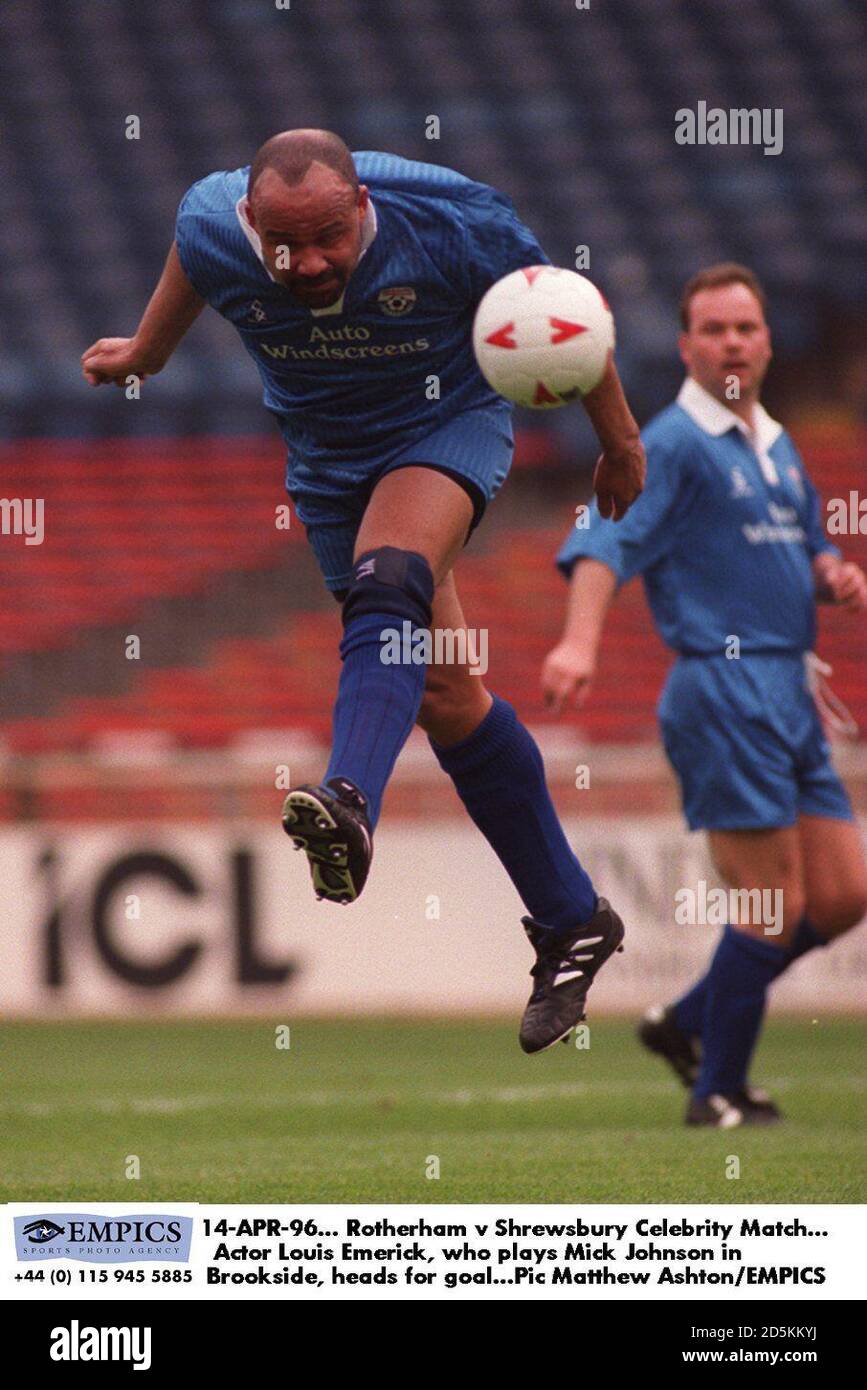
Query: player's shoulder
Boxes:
[
  {"xmin": 357, "ymin": 150, "xmax": 486, "ymax": 198},
  {"xmin": 770, "ymin": 421, "xmax": 802, "ymax": 462},
  {"xmin": 642, "ymin": 401, "xmax": 701, "ymax": 463},
  {"xmin": 355, "ymin": 150, "xmax": 513, "ymax": 220},
  {"xmin": 178, "ymin": 166, "xmax": 249, "ymax": 219},
  {"xmin": 632, "ymin": 402, "xmax": 711, "ymax": 509}
]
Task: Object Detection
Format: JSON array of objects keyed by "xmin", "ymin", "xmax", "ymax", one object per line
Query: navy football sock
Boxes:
[
  {"xmin": 429, "ymin": 694, "xmax": 597, "ymax": 930},
  {"xmin": 693, "ymin": 925, "xmax": 794, "ymax": 1098},
  {"xmin": 673, "ymin": 914, "xmax": 826, "ymax": 1038},
  {"xmin": 788, "ymin": 915, "xmax": 827, "ymax": 957},
  {"xmin": 325, "ymin": 611, "xmax": 426, "ymax": 829},
  {"xmin": 671, "ymin": 976, "xmax": 709, "ymax": 1038}
]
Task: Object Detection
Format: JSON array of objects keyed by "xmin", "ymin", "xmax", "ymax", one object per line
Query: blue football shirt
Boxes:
[
  {"xmin": 555, "ymin": 378, "xmax": 838, "ymax": 655},
  {"xmin": 175, "ymin": 151, "xmax": 550, "ymax": 488}
]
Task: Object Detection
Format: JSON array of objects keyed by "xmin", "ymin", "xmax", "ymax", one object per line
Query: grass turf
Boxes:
[{"xmin": 1, "ymin": 1017, "xmax": 863, "ymax": 1204}]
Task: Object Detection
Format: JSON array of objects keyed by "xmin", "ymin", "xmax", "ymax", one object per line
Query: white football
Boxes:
[{"xmin": 472, "ymin": 266, "xmax": 615, "ymax": 408}]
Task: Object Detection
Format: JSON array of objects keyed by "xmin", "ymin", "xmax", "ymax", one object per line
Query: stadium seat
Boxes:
[
  {"xmin": 1, "ymin": 0, "xmax": 865, "ymax": 434},
  {"xmin": 4, "ymin": 439, "xmax": 863, "ymax": 754}
]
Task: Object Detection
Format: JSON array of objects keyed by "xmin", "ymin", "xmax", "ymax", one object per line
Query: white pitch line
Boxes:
[{"xmin": 0, "ymin": 1075, "xmax": 864, "ymax": 1117}]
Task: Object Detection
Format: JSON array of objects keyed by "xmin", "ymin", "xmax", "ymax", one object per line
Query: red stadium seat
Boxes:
[{"xmin": 2, "ymin": 437, "xmax": 865, "ymax": 753}]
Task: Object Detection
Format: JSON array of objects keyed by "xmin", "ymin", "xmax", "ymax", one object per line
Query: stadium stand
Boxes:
[
  {"xmin": 2, "ymin": 437, "xmax": 865, "ymax": 758},
  {"xmin": 1, "ymin": 0, "xmax": 864, "ymax": 816},
  {"xmin": 0, "ymin": 0, "xmax": 865, "ymax": 435}
]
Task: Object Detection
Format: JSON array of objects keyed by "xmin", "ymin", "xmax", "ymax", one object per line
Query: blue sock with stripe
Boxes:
[
  {"xmin": 429, "ymin": 694, "xmax": 597, "ymax": 930},
  {"xmin": 325, "ymin": 611, "xmax": 426, "ymax": 829},
  {"xmin": 673, "ymin": 915, "xmax": 825, "ymax": 1038},
  {"xmin": 325, "ymin": 547, "xmax": 434, "ymax": 829},
  {"xmin": 692, "ymin": 924, "xmax": 821, "ymax": 1098}
]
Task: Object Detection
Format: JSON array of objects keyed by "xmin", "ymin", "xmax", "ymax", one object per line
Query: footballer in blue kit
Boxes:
[
  {"xmin": 82, "ymin": 128, "xmax": 646, "ymax": 1051},
  {"xmin": 172, "ymin": 143, "xmax": 529, "ymax": 588},
  {"xmin": 547, "ymin": 263, "xmax": 867, "ymax": 1124}
]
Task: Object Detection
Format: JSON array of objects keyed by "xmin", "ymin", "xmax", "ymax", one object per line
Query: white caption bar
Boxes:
[{"xmin": 3, "ymin": 1204, "xmax": 862, "ymax": 1301}]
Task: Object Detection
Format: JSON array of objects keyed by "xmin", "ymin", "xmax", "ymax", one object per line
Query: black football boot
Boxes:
[
  {"xmin": 281, "ymin": 776, "xmax": 372, "ymax": 905},
  {"xmin": 519, "ymin": 897, "xmax": 625, "ymax": 1053}
]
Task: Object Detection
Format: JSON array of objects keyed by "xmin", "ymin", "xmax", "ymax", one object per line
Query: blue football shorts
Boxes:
[
  {"xmin": 658, "ymin": 651, "xmax": 853, "ymax": 831},
  {"xmin": 286, "ymin": 404, "xmax": 514, "ymax": 597}
]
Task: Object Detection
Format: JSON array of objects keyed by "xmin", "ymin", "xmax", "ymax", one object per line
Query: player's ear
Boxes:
[
  {"xmin": 244, "ymin": 198, "xmax": 257, "ymax": 230},
  {"xmin": 356, "ymin": 184, "xmax": 369, "ymax": 219},
  {"xmin": 677, "ymin": 332, "xmax": 691, "ymax": 370}
]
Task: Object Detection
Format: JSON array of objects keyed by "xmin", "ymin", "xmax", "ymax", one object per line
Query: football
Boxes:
[{"xmin": 472, "ymin": 266, "xmax": 615, "ymax": 408}]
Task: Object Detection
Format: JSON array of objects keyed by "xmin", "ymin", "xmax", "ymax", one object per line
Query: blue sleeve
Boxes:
[
  {"xmin": 556, "ymin": 497, "xmax": 625, "ymax": 580},
  {"xmin": 174, "ymin": 180, "xmax": 212, "ymax": 299},
  {"xmin": 462, "ymin": 183, "xmax": 551, "ymax": 303},
  {"xmin": 555, "ymin": 437, "xmax": 701, "ymax": 583},
  {"xmin": 174, "ymin": 172, "xmax": 244, "ymax": 302}
]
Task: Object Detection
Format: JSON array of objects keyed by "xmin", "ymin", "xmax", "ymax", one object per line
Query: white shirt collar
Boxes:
[
  {"xmin": 234, "ymin": 194, "xmax": 378, "ymax": 317},
  {"xmin": 677, "ymin": 377, "xmax": 782, "ymax": 450},
  {"xmin": 677, "ymin": 377, "xmax": 783, "ymax": 484}
]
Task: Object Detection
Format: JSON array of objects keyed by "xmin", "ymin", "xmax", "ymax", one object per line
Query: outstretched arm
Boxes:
[
  {"xmin": 581, "ymin": 355, "xmax": 646, "ymax": 520},
  {"xmin": 82, "ymin": 242, "xmax": 205, "ymax": 386},
  {"xmin": 541, "ymin": 558, "xmax": 619, "ymax": 713}
]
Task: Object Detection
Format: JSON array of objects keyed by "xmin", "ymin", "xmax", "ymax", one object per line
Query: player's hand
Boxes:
[
  {"xmin": 81, "ymin": 337, "xmax": 161, "ymax": 387},
  {"xmin": 825, "ymin": 561, "xmax": 867, "ymax": 612},
  {"xmin": 593, "ymin": 438, "xmax": 646, "ymax": 521},
  {"xmin": 542, "ymin": 642, "xmax": 597, "ymax": 714}
]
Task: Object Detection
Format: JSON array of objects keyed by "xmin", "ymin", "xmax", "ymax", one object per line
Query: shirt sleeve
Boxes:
[
  {"xmin": 462, "ymin": 183, "xmax": 551, "ymax": 303},
  {"xmin": 174, "ymin": 173, "xmax": 236, "ymax": 302},
  {"xmin": 174, "ymin": 181, "xmax": 212, "ymax": 300},
  {"xmin": 555, "ymin": 496, "xmax": 625, "ymax": 580},
  {"xmin": 555, "ymin": 437, "xmax": 700, "ymax": 583}
]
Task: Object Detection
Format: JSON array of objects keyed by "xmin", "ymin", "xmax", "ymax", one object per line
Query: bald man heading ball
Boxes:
[{"xmin": 83, "ymin": 129, "xmax": 645, "ymax": 1050}]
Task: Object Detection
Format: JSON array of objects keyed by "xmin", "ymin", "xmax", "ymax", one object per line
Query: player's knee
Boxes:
[
  {"xmin": 712, "ymin": 838, "xmax": 798, "ymax": 888},
  {"xmin": 730, "ymin": 887, "xmax": 804, "ymax": 945},
  {"xmin": 342, "ymin": 546, "xmax": 434, "ymax": 629},
  {"xmin": 710, "ymin": 841, "xmax": 804, "ymax": 931},
  {"xmin": 808, "ymin": 884, "xmax": 867, "ymax": 936},
  {"xmin": 416, "ymin": 669, "xmax": 489, "ymax": 741},
  {"xmin": 779, "ymin": 886, "xmax": 808, "ymax": 936}
]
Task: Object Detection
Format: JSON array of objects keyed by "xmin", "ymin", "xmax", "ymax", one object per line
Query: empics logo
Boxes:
[
  {"xmin": 50, "ymin": 1320, "xmax": 152, "ymax": 1372},
  {"xmin": 21, "ymin": 1219, "xmax": 64, "ymax": 1245},
  {"xmin": 14, "ymin": 1211, "xmax": 193, "ymax": 1263}
]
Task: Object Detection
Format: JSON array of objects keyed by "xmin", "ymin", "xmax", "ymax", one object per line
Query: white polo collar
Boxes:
[
  {"xmin": 234, "ymin": 194, "xmax": 378, "ymax": 317},
  {"xmin": 677, "ymin": 376, "xmax": 783, "ymax": 484}
]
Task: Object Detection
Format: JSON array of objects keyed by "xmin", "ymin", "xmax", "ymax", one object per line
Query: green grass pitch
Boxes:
[{"xmin": 1, "ymin": 1018, "xmax": 864, "ymax": 1204}]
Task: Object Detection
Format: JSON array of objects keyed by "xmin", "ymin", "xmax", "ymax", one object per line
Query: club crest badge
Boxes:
[{"xmin": 377, "ymin": 286, "xmax": 416, "ymax": 316}]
